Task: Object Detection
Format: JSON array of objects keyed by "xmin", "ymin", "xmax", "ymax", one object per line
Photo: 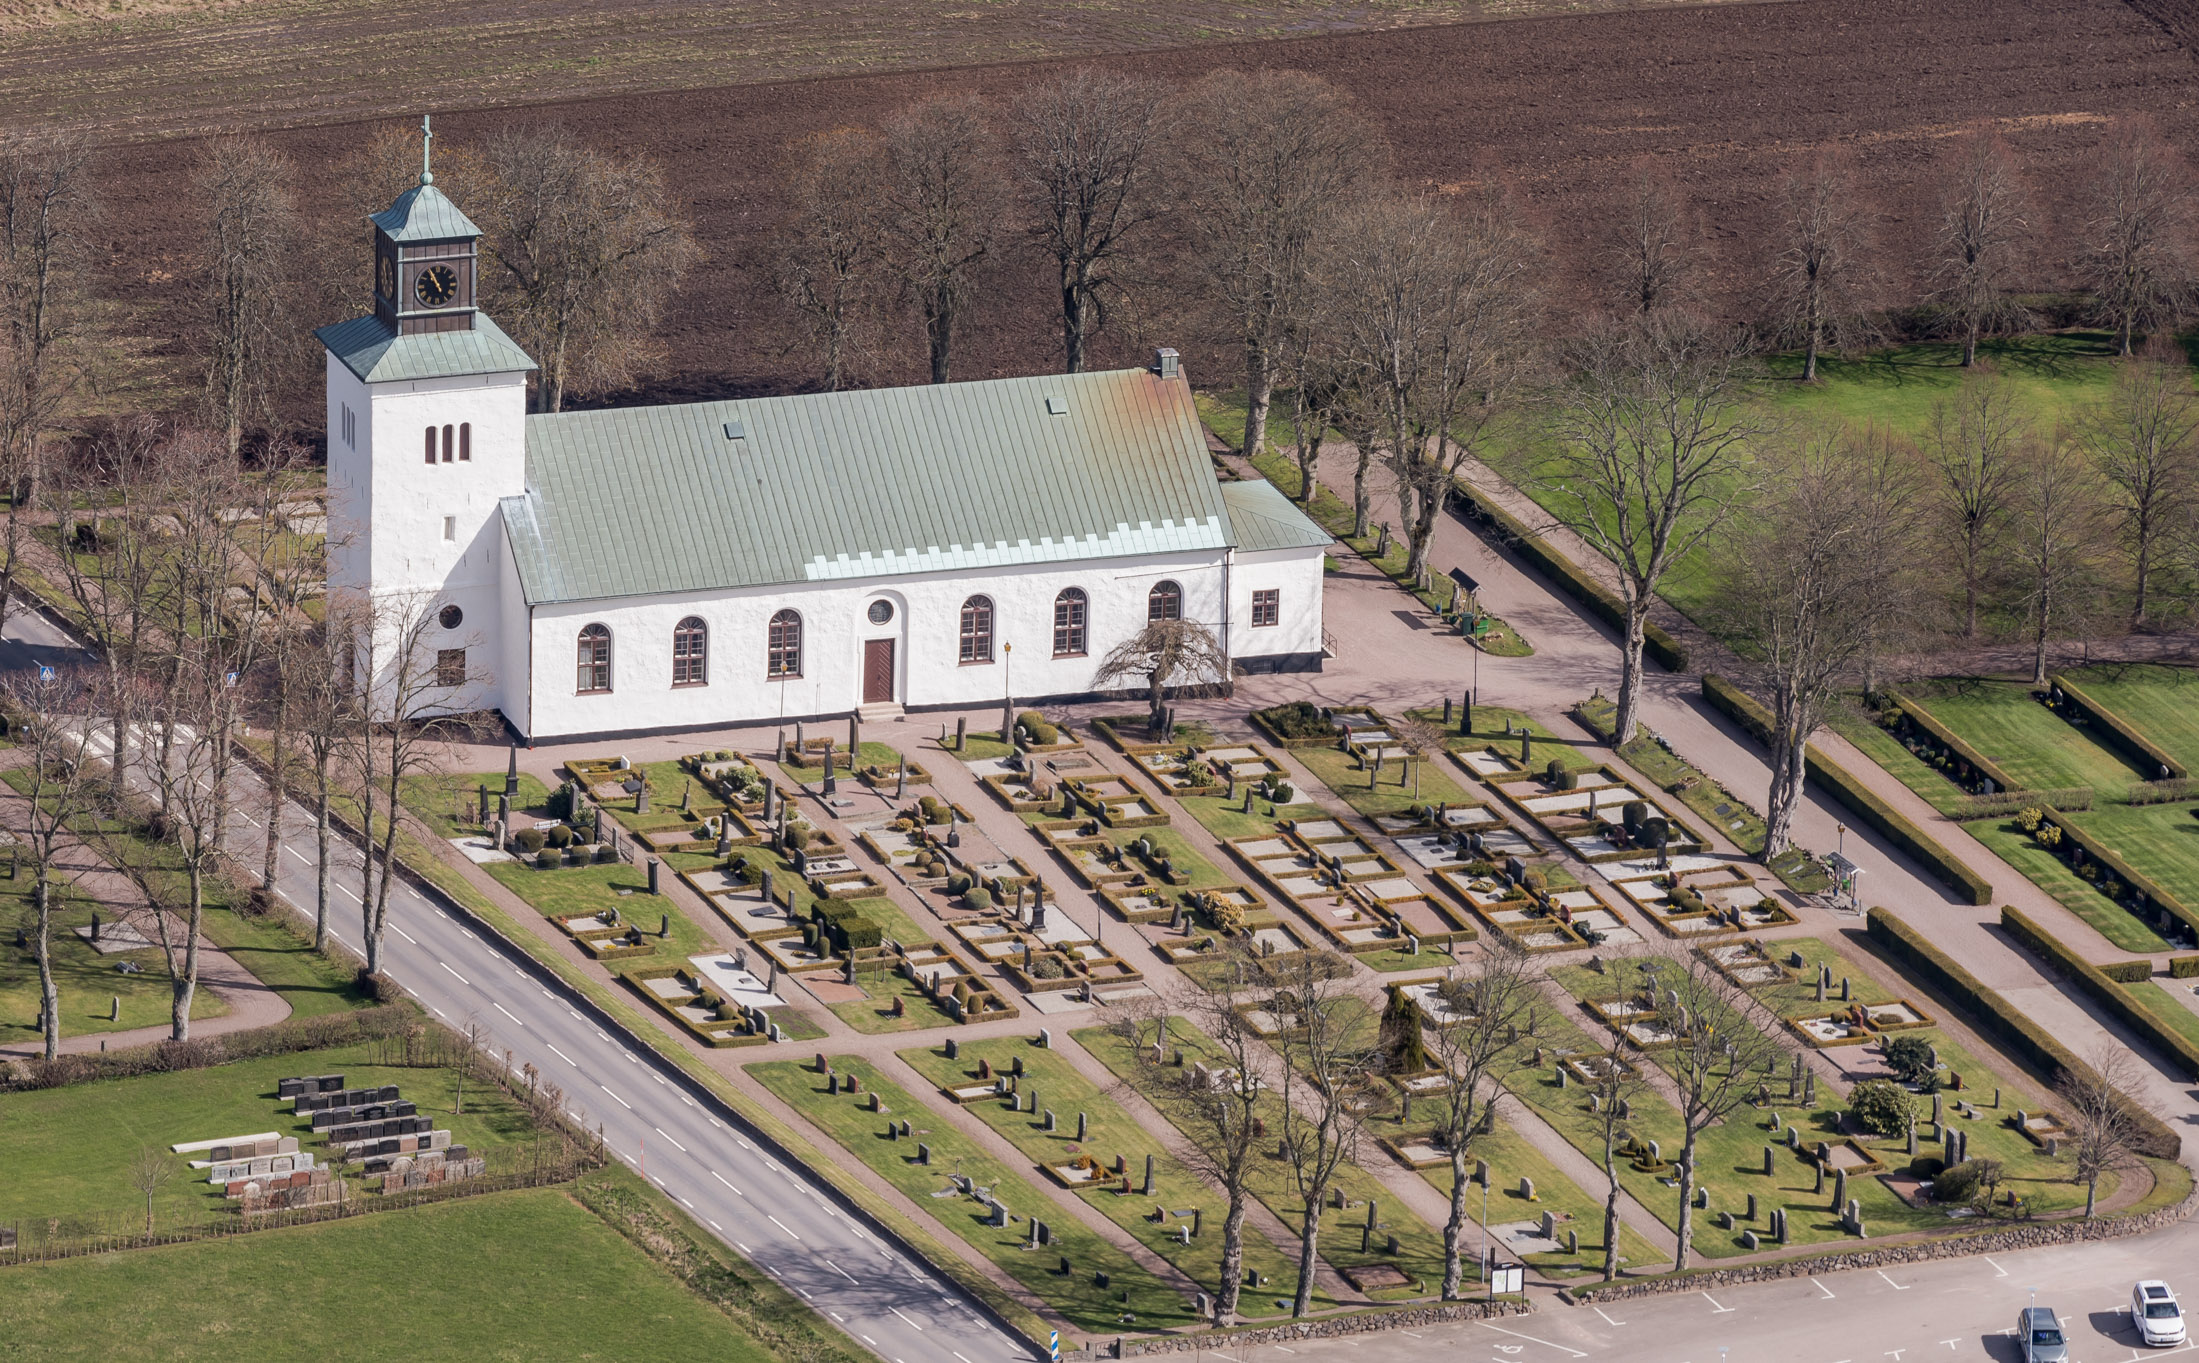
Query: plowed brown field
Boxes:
[{"xmin": 84, "ymin": 0, "xmax": 2199, "ymax": 406}]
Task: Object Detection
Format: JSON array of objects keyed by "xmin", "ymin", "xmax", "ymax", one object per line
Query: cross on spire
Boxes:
[{"xmin": 420, "ymin": 113, "xmax": 434, "ymax": 186}]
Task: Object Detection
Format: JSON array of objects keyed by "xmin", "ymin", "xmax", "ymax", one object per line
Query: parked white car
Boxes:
[{"xmin": 2133, "ymin": 1280, "xmax": 2187, "ymax": 1348}]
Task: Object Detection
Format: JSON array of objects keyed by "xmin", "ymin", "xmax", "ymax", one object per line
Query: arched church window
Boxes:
[
  {"xmin": 673, "ymin": 617, "xmax": 708, "ymax": 686},
  {"xmin": 1148, "ymin": 580, "xmax": 1182, "ymax": 622},
  {"xmin": 1053, "ymin": 589, "xmax": 1087, "ymax": 657},
  {"xmin": 424, "ymin": 427, "xmax": 436, "ymax": 465},
  {"xmin": 959, "ymin": 596, "xmax": 994, "ymax": 664},
  {"xmin": 460, "ymin": 422, "xmax": 471, "ymax": 461},
  {"xmin": 576, "ymin": 623, "xmax": 612, "ymax": 693},
  {"xmin": 767, "ymin": 610, "xmax": 803, "ymax": 679}
]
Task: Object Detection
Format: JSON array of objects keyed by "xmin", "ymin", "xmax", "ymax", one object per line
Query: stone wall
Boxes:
[
  {"xmin": 1097, "ymin": 1300, "xmax": 1531, "ymax": 1356},
  {"xmin": 1560, "ymin": 1185, "xmax": 2199, "ymax": 1304}
]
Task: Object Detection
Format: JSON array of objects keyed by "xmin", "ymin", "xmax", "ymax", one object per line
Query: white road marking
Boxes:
[
  {"xmin": 1811, "ymin": 1277, "xmax": 1835, "ymax": 1299},
  {"xmin": 709, "ymin": 1220, "xmax": 722, "ymax": 1231},
  {"xmin": 951, "ymin": 1352, "xmax": 973, "ymax": 1363},
  {"xmin": 711, "ymin": 1170, "xmax": 744, "ymax": 1196},
  {"xmin": 1477, "ymin": 1323, "xmax": 1586, "ymax": 1358},
  {"xmin": 826, "ymin": 1258, "xmax": 858, "ymax": 1283},
  {"xmin": 436, "ymin": 961, "xmax": 468, "ymax": 984},
  {"xmin": 861, "ymin": 1338, "xmax": 878, "ymax": 1349},
  {"xmin": 1591, "ymin": 1308, "xmax": 1625, "ymax": 1326},
  {"xmin": 1939, "ymin": 1341, "xmax": 1959, "ymax": 1351},
  {"xmin": 1701, "ymin": 1292, "xmax": 1734, "ymax": 1313},
  {"xmin": 1984, "ymin": 1256, "xmax": 2009, "ymax": 1277},
  {"xmin": 1875, "ymin": 1270, "xmax": 1910, "ymax": 1291},
  {"xmin": 392, "ymin": 924, "xmax": 417, "ymax": 944},
  {"xmin": 492, "ymin": 1002, "xmax": 523, "ymax": 1025},
  {"xmin": 599, "ymin": 1084, "xmax": 632, "ymax": 1110},
  {"xmin": 548, "ymin": 1044, "xmax": 577, "ymax": 1067},
  {"xmin": 768, "ymin": 1214, "xmax": 802, "ymax": 1240},
  {"xmin": 653, "ymin": 1126, "xmax": 687, "ymax": 1153},
  {"xmin": 889, "ymin": 1307, "xmax": 923, "ymax": 1331}
]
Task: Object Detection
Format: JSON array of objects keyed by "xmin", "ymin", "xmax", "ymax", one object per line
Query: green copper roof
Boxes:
[
  {"xmin": 502, "ymin": 366, "xmax": 1231, "ymax": 605},
  {"xmin": 1220, "ymin": 478, "xmax": 1333, "ymax": 553},
  {"xmin": 317, "ymin": 312, "xmax": 536, "ymax": 384},
  {"xmin": 370, "ymin": 182, "xmax": 483, "ymax": 243}
]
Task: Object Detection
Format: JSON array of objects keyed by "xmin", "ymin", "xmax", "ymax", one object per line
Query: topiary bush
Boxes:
[
  {"xmin": 964, "ymin": 887, "xmax": 992, "ymax": 911},
  {"xmin": 595, "ymin": 844, "xmax": 619, "ymax": 864},
  {"xmin": 1931, "ymin": 1157, "xmax": 2003, "ymax": 1204},
  {"xmin": 1847, "ymin": 1078, "xmax": 1914, "ymax": 1137},
  {"xmin": 1253, "ymin": 701, "xmax": 1331, "ymax": 741},
  {"xmin": 514, "ymin": 827, "xmax": 548, "ymax": 855},
  {"xmin": 545, "ymin": 824, "xmax": 574, "ymax": 849},
  {"xmin": 1017, "ymin": 709, "xmax": 1060, "ymax": 745},
  {"xmin": 536, "ymin": 849, "xmax": 562, "ymax": 871},
  {"xmin": 1883, "ymin": 1034, "xmax": 1938, "ymax": 1087},
  {"xmin": 947, "ymin": 872, "xmax": 973, "ymax": 896},
  {"xmin": 1621, "ymin": 801, "xmax": 1648, "ymax": 834}
]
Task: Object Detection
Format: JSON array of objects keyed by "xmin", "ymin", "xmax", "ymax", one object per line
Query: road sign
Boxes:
[{"xmin": 36, "ymin": 665, "xmax": 53, "ymax": 681}]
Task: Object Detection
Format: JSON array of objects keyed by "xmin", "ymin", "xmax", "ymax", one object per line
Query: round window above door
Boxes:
[{"xmin": 867, "ymin": 600, "xmax": 894, "ymax": 625}]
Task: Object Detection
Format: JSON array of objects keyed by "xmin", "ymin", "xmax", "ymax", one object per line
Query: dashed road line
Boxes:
[
  {"xmin": 768, "ymin": 1214, "xmax": 802, "ymax": 1240},
  {"xmin": 599, "ymin": 1084, "xmax": 632, "ymax": 1110},
  {"xmin": 547, "ymin": 1044, "xmax": 577, "ymax": 1067},
  {"xmin": 436, "ymin": 961, "xmax": 469, "ymax": 984},
  {"xmin": 492, "ymin": 1002, "xmax": 523, "ymax": 1025}
]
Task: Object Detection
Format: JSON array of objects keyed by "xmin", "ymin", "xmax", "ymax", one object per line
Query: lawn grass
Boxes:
[
  {"xmin": 0, "ymin": 1041, "xmax": 548, "ymax": 1229},
  {"xmin": 1078, "ymin": 1020, "xmax": 1451, "ymax": 1297},
  {"xmin": 2058, "ymin": 664, "xmax": 2199, "ymax": 773},
  {"xmin": 1401, "ymin": 706, "xmax": 1596, "ymax": 768},
  {"xmin": 1905, "ymin": 680, "xmax": 2145, "ymax": 794},
  {"xmin": 1290, "ymin": 742, "xmax": 1478, "ymax": 823},
  {"xmin": 400, "ymin": 770, "xmax": 556, "ymax": 841},
  {"xmin": 1824, "ymin": 705, "xmax": 1971, "ymax": 818},
  {"xmin": 779, "ymin": 742, "xmax": 910, "ymax": 779},
  {"xmin": 827, "ymin": 978, "xmax": 959, "ymax": 1034},
  {"xmin": 748, "ymin": 1056, "xmax": 1197, "ymax": 1330},
  {"xmin": 0, "ymin": 1186, "xmax": 785, "ymax": 1363},
  {"xmin": 1021, "ymin": 810, "xmax": 1234, "ymax": 891},
  {"xmin": 482, "ymin": 859, "xmax": 722, "ymax": 980},
  {"xmin": 1170, "ymin": 797, "xmax": 1330, "ymax": 844},
  {"xmin": 0, "ymin": 875, "xmax": 227, "ymax": 1043},
  {"xmin": 2124, "ymin": 979, "xmax": 2199, "ymax": 1052},
  {"xmin": 896, "ymin": 1037, "xmax": 1313, "ymax": 1315},
  {"xmin": 1361, "ymin": 1103, "xmax": 1668, "ymax": 1278},
  {"xmin": 2064, "ymin": 801, "xmax": 2199, "ymax": 917},
  {"xmin": 1965, "ymin": 818, "xmax": 2173, "ymax": 953}
]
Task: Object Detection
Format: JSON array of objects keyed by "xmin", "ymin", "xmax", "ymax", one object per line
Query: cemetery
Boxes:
[{"xmin": 896, "ymin": 1035, "xmax": 1309, "ymax": 1316}]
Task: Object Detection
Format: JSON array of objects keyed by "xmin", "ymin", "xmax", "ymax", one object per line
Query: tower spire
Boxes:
[{"xmin": 420, "ymin": 113, "xmax": 434, "ymax": 186}]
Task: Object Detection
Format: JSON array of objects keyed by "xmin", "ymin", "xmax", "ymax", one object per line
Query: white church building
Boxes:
[{"xmin": 318, "ymin": 160, "xmax": 1331, "ymax": 743}]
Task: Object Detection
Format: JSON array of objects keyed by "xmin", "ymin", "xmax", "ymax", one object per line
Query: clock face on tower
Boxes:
[
  {"xmin": 414, "ymin": 264, "xmax": 459, "ymax": 308},
  {"xmin": 377, "ymin": 254, "xmax": 395, "ymax": 301}
]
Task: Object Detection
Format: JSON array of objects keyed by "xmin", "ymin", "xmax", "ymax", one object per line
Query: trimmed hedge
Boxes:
[
  {"xmin": 1867, "ymin": 908, "xmax": 2181, "ymax": 1159},
  {"xmin": 2173, "ymin": 956, "xmax": 2199, "ymax": 980},
  {"xmin": 2048, "ymin": 674, "xmax": 2186, "ymax": 781},
  {"xmin": 1886, "ymin": 690, "xmax": 2024, "ymax": 795},
  {"xmin": 1704, "ymin": 675, "xmax": 1993, "ymax": 905},
  {"xmin": 1447, "ymin": 482, "xmax": 1688, "ymax": 673},
  {"xmin": 2030, "ymin": 806, "xmax": 2199, "ymax": 945},
  {"xmin": 2099, "ymin": 959, "xmax": 2156, "ymax": 984},
  {"xmin": 2001, "ymin": 905, "xmax": 2199, "ymax": 1083}
]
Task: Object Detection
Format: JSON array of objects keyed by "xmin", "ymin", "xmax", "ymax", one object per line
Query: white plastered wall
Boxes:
[{"xmin": 1229, "ymin": 546, "xmax": 1327, "ymax": 665}]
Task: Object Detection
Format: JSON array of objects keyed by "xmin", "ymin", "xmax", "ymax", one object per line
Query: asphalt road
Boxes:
[{"xmin": 13, "ymin": 601, "xmax": 2198, "ymax": 1363}]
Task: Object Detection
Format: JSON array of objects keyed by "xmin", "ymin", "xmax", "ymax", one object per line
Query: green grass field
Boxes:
[
  {"xmin": 896, "ymin": 1037, "xmax": 1312, "ymax": 1315},
  {"xmin": 1906, "ymin": 681, "xmax": 2146, "ymax": 794},
  {"xmin": 2124, "ymin": 979, "xmax": 2199, "ymax": 1050},
  {"xmin": 0, "ymin": 1187, "xmax": 784, "ymax": 1363},
  {"xmin": 2058, "ymin": 665, "xmax": 2199, "ymax": 773},
  {"xmin": 1289, "ymin": 742, "xmax": 1478, "ymax": 822},
  {"xmin": 749, "ymin": 1055, "xmax": 1193, "ymax": 1330},
  {"xmin": 0, "ymin": 875, "xmax": 228, "ymax": 1043},
  {"xmin": 1825, "ymin": 705, "xmax": 1972, "ymax": 818},
  {"xmin": 1966, "ymin": 817, "xmax": 2173, "ymax": 952},
  {"xmin": 2065, "ymin": 800, "xmax": 2199, "ymax": 924},
  {"xmin": 0, "ymin": 1042, "xmax": 548, "ymax": 1230}
]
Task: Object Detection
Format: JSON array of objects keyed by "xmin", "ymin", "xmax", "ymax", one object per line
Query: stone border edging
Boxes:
[
  {"xmin": 1108, "ymin": 1300, "xmax": 1532, "ymax": 1355},
  {"xmin": 1558, "ymin": 1183, "xmax": 2199, "ymax": 1304}
]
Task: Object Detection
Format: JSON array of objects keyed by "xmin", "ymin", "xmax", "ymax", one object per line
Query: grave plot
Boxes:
[
  {"xmin": 1247, "ymin": 701, "xmax": 1385, "ymax": 750},
  {"xmin": 1605, "ymin": 864, "xmax": 1795, "ymax": 937},
  {"xmin": 677, "ymin": 748, "xmax": 771, "ymax": 813},
  {"xmin": 563, "ymin": 755, "xmax": 756, "ymax": 854},
  {"xmin": 898, "ymin": 1036, "xmax": 1313, "ymax": 1316},
  {"xmin": 1062, "ymin": 773, "xmax": 1171, "ymax": 829},
  {"xmin": 1120, "ymin": 743, "xmax": 1231, "ymax": 797},
  {"xmin": 627, "ymin": 963, "xmax": 777, "ymax": 1047},
  {"xmin": 1498, "ymin": 768, "xmax": 1705, "ymax": 864},
  {"xmin": 1698, "ymin": 939, "xmax": 1796, "ymax": 990},
  {"xmin": 1433, "ymin": 868, "xmax": 1592, "ymax": 952},
  {"xmin": 1079, "ymin": 1018, "xmax": 1450, "ymax": 1296},
  {"xmin": 747, "ymin": 1055, "xmax": 1192, "ymax": 1332},
  {"xmin": 551, "ymin": 908, "xmax": 661, "ymax": 960}
]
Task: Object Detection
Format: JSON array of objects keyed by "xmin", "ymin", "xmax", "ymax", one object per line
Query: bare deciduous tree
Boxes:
[
  {"xmin": 1573, "ymin": 1017, "xmax": 1651, "ymax": 1281},
  {"xmin": 1180, "ymin": 70, "xmax": 1382, "ymax": 459},
  {"xmin": 1318, "ymin": 190, "xmax": 1536, "ymax": 573},
  {"xmin": 288, "ymin": 598, "xmax": 362, "ymax": 952},
  {"xmin": 1416, "ymin": 950, "xmax": 1544, "ymax": 1298},
  {"xmin": 776, "ymin": 128, "xmax": 884, "ymax": 392},
  {"xmin": 1921, "ymin": 369, "xmax": 2030, "ymax": 639},
  {"xmin": 2071, "ymin": 340, "xmax": 2199, "ymax": 628},
  {"xmin": 2009, "ymin": 437, "xmax": 2111, "ymax": 685},
  {"xmin": 1930, "ymin": 133, "xmax": 2032, "ymax": 367},
  {"xmin": 1013, "ymin": 68, "xmax": 1167, "ymax": 373},
  {"xmin": 1605, "ymin": 162, "xmax": 1696, "ymax": 317},
  {"xmin": 1716, "ymin": 425, "xmax": 1919, "ymax": 853},
  {"xmin": 1631, "ymin": 950, "xmax": 1792, "ymax": 1272},
  {"xmin": 880, "ymin": 97, "xmax": 1001, "ymax": 385},
  {"xmin": 1089, "ymin": 617, "xmax": 1229, "ymax": 728},
  {"xmin": 4, "ymin": 666, "xmax": 104, "ymax": 1060},
  {"xmin": 474, "ymin": 127, "xmax": 700, "ymax": 412},
  {"xmin": 1765, "ymin": 150, "xmax": 1880, "ymax": 382},
  {"xmin": 128, "ymin": 1144, "xmax": 173, "ymax": 1233},
  {"xmin": 2077, "ymin": 119, "xmax": 2194, "ymax": 357},
  {"xmin": 2056, "ymin": 1047, "xmax": 2151, "ymax": 1219},
  {"xmin": 194, "ymin": 136, "xmax": 300, "ymax": 457},
  {"xmin": 1170, "ymin": 946, "xmax": 1276, "ymax": 1324},
  {"xmin": 1270, "ymin": 949, "xmax": 1383, "ymax": 1316},
  {"xmin": 1537, "ymin": 310, "xmax": 1760, "ymax": 744}
]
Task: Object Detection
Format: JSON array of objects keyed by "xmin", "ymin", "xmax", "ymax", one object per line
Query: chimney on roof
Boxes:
[{"xmin": 1154, "ymin": 347, "xmax": 1181, "ymax": 381}]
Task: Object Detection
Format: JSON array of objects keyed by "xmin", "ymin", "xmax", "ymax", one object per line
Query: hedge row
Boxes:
[
  {"xmin": 0, "ymin": 1004, "xmax": 418, "ymax": 1091},
  {"xmin": 1866, "ymin": 908, "xmax": 2182, "ymax": 1159},
  {"xmin": 1447, "ymin": 482, "xmax": 1688, "ymax": 673},
  {"xmin": 2047, "ymin": 674, "xmax": 2187, "ymax": 781},
  {"xmin": 2001, "ymin": 905, "xmax": 2199, "ymax": 1083},
  {"xmin": 1703, "ymin": 675, "xmax": 1993, "ymax": 905},
  {"xmin": 2031, "ymin": 806, "xmax": 2199, "ymax": 945},
  {"xmin": 1886, "ymin": 690, "xmax": 2024, "ymax": 795},
  {"xmin": 2174, "ymin": 956, "xmax": 2199, "ymax": 980}
]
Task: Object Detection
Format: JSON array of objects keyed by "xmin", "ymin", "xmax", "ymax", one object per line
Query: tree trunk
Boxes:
[
  {"xmin": 927, "ymin": 283, "xmax": 954, "ymax": 385},
  {"xmin": 1441, "ymin": 1142, "xmax": 1472, "ymax": 1299},
  {"xmin": 1351, "ymin": 446, "xmax": 1372, "ymax": 540},
  {"xmin": 1963, "ymin": 531, "xmax": 1982, "ymax": 640},
  {"xmin": 1961, "ymin": 323, "xmax": 1979, "ymax": 368},
  {"xmin": 1764, "ymin": 719, "xmax": 1807, "ymax": 857},
  {"xmin": 1243, "ymin": 342, "xmax": 1273, "ymax": 461},
  {"xmin": 1613, "ymin": 599, "xmax": 1650, "ymax": 746},
  {"xmin": 173, "ymin": 864, "xmax": 204, "ymax": 1041},
  {"xmin": 1061, "ymin": 260, "xmax": 1092, "ymax": 375},
  {"xmin": 261, "ymin": 690, "xmax": 288, "ymax": 889},
  {"xmin": 1293, "ymin": 1200, "xmax": 1323, "ymax": 1317},
  {"xmin": 2032, "ymin": 595, "xmax": 2051, "ymax": 686},
  {"xmin": 1215, "ymin": 1185, "xmax": 1249, "ymax": 1323},
  {"xmin": 314, "ymin": 783, "xmax": 332, "ymax": 952},
  {"xmin": 1601, "ymin": 1140, "xmax": 1622, "ymax": 1281},
  {"xmin": 1295, "ymin": 430, "xmax": 1325, "ymax": 510},
  {"xmin": 2085, "ymin": 1173, "xmax": 2099, "ymax": 1219},
  {"xmin": 34, "ymin": 872, "xmax": 57, "ymax": 1061},
  {"xmin": 2133, "ymin": 512, "xmax": 2152, "ymax": 629},
  {"xmin": 1672, "ymin": 1138, "xmax": 1698, "ymax": 1273},
  {"xmin": 1801, "ymin": 307, "xmax": 1821, "ymax": 383}
]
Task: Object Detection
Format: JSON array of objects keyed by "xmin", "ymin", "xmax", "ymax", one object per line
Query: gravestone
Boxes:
[
  {"xmin": 1763, "ymin": 1146, "xmax": 1775, "ymax": 1175},
  {"xmin": 1044, "ymin": 1109, "xmax": 1056, "ymax": 1132},
  {"xmin": 1566, "ymin": 1228, "xmax": 1579, "ymax": 1255},
  {"xmin": 1746, "ymin": 1192, "xmax": 1758, "ymax": 1220},
  {"xmin": 1741, "ymin": 1230, "xmax": 1759, "ymax": 1250},
  {"xmin": 1143, "ymin": 1154, "xmax": 1155, "ymax": 1196},
  {"xmin": 917, "ymin": 1143, "xmax": 930, "ymax": 1165},
  {"xmin": 1078, "ymin": 1112, "xmax": 1089, "ymax": 1142},
  {"xmin": 1474, "ymin": 1159, "xmax": 1488, "ymax": 1185},
  {"xmin": 1518, "ymin": 1176, "xmax": 1534, "ymax": 1200},
  {"xmin": 1831, "ymin": 1168, "xmax": 1848, "ymax": 1212},
  {"xmin": 945, "ymin": 1037, "xmax": 959, "ymax": 1061}
]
